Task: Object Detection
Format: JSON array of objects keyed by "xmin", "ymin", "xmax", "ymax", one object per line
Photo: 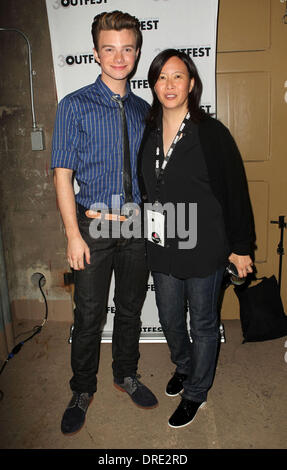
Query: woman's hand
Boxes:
[{"xmin": 228, "ymin": 253, "xmax": 253, "ymax": 278}]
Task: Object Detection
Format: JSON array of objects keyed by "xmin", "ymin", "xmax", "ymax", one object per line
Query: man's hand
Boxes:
[
  {"xmin": 53, "ymin": 168, "xmax": 91, "ymax": 270},
  {"xmin": 67, "ymin": 235, "xmax": 90, "ymax": 270}
]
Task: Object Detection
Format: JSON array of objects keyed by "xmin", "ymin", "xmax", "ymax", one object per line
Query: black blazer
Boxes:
[{"xmin": 138, "ymin": 115, "xmax": 255, "ymax": 257}]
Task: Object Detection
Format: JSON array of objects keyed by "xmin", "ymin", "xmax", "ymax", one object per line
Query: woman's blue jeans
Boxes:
[{"xmin": 152, "ymin": 267, "xmax": 225, "ymax": 402}]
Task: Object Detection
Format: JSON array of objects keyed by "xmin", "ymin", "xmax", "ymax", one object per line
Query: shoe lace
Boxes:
[
  {"xmin": 126, "ymin": 374, "xmax": 142, "ymax": 393},
  {"xmin": 180, "ymin": 398, "xmax": 191, "ymax": 410},
  {"xmin": 71, "ymin": 392, "xmax": 90, "ymax": 410},
  {"xmin": 174, "ymin": 372, "xmax": 186, "ymax": 382},
  {"xmin": 79, "ymin": 392, "xmax": 90, "ymax": 407}
]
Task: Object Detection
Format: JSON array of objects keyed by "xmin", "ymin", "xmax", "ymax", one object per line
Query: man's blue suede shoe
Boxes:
[{"xmin": 114, "ymin": 376, "xmax": 158, "ymax": 409}]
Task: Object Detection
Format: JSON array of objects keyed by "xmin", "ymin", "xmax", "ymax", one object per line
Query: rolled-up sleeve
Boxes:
[{"xmin": 51, "ymin": 97, "xmax": 79, "ymax": 170}]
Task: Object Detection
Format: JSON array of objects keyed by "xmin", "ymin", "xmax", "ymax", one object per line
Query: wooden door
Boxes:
[{"xmin": 217, "ymin": 0, "xmax": 287, "ymax": 318}]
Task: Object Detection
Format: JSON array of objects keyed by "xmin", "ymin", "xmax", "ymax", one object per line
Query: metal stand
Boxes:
[{"xmin": 270, "ymin": 215, "xmax": 286, "ymax": 293}]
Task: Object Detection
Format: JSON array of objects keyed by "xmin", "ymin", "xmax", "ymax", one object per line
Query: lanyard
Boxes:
[{"xmin": 154, "ymin": 112, "xmax": 190, "ymax": 203}]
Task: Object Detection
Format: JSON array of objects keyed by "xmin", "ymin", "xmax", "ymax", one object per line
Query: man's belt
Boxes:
[{"xmin": 85, "ymin": 210, "xmax": 128, "ymax": 222}]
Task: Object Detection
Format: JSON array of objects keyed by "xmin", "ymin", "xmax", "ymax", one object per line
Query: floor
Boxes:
[{"xmin": 0, "ymin": 319, "xmax": 286, "ymax": 451}]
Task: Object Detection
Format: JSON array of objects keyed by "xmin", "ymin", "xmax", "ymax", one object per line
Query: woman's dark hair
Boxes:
[{"xmin": 147, "ymin": 49, "xmax": 206, "ymax": 126}]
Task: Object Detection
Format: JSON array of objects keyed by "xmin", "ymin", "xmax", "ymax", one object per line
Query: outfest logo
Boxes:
[
  {"xmin": 64, "ymin": 53, "xmax": 97, "ymax": 66},
  {"xmin": 60, "ymin": 0, "xmax": 108, "ymax": 7}
]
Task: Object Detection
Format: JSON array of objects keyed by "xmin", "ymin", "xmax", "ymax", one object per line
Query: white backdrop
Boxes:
[{"xmin": 46, "ymin": 0, "xmax": 219, "ymax": 341}]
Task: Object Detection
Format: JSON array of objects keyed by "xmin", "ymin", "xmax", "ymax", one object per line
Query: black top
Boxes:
[{"xmin": 139, "ymin": 115, "xmax": 254, "ymax": 279}]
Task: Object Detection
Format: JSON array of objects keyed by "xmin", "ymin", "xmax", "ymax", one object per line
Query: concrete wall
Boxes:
[
  {"xmin": 0, "ymin": 0, "xmax": 73, "ymax": 322},
  {"xmin": 1, "ymin": 0, "xmax": 286, "ymax": 326}
]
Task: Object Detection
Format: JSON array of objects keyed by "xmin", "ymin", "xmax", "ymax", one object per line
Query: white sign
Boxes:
[{"xmin": 46, "ymin": 0, "xmax": 219, "ymax": 341}]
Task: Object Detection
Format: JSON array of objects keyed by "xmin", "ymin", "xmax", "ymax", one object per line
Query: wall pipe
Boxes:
[{"xmin": 0, "ymin": 27, "xmax": 37, "ymax": 129}]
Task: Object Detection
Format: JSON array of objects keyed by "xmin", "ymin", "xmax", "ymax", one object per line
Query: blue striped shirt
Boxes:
[{"xmin": 51, "ymin": 75, "xmax": 150, "ymax": 209}]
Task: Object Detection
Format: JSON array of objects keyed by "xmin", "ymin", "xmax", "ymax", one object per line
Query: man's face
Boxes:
[{"xmin": 94, "ymin": 29, "xmax": 139, "ymax": 88}]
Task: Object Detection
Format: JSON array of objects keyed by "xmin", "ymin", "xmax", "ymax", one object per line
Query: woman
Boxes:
[{"xmin": 140, "ymin": 49, "xmax": 254, "ymax": 428}]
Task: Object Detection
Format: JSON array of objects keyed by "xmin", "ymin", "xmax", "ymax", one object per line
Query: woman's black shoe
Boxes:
[
  {"xmin": 165, "ymin": 372, "xmax": 188, "ymax": 396},
  {"xmin": 168, "ymin": 397, "xmax": 206, "ymax": 428}
]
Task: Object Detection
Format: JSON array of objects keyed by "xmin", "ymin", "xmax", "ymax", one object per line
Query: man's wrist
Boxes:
[{"xmin": 65, "ymin": 228, "xmax": 82, "ymax": 240}]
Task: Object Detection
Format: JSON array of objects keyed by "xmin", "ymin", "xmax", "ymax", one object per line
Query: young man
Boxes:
[{"xmin": 52, "ymin": 11, "xmax": 158, "ymax": 436}]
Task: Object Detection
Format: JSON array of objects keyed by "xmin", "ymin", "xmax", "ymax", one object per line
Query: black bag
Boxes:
[{"xmin": 234, "ymin": 275, "xmax": 287, "ymax": 343}]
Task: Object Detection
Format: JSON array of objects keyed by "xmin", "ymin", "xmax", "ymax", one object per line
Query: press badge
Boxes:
[{"xmin": 147, "ymin": 209, "xmax": 165, "ymax": 247}]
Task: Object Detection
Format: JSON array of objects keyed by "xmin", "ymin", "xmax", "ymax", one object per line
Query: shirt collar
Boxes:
[
  {"xmin": 183, "ymin": 118, "xmax": 196, "ymax": 134},
  {"xmin": 94, "ymin": 75, "xmax": 131, "ymax": 106}
]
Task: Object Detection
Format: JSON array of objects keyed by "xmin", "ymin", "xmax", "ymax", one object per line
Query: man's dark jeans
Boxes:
[
  {"xmin": 152, "ymin": 267, "xmax": 224, "ymax": 402},
  {"xmin": 70, "ymin": 208, "xmax": 149, "ymax": 394}
]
